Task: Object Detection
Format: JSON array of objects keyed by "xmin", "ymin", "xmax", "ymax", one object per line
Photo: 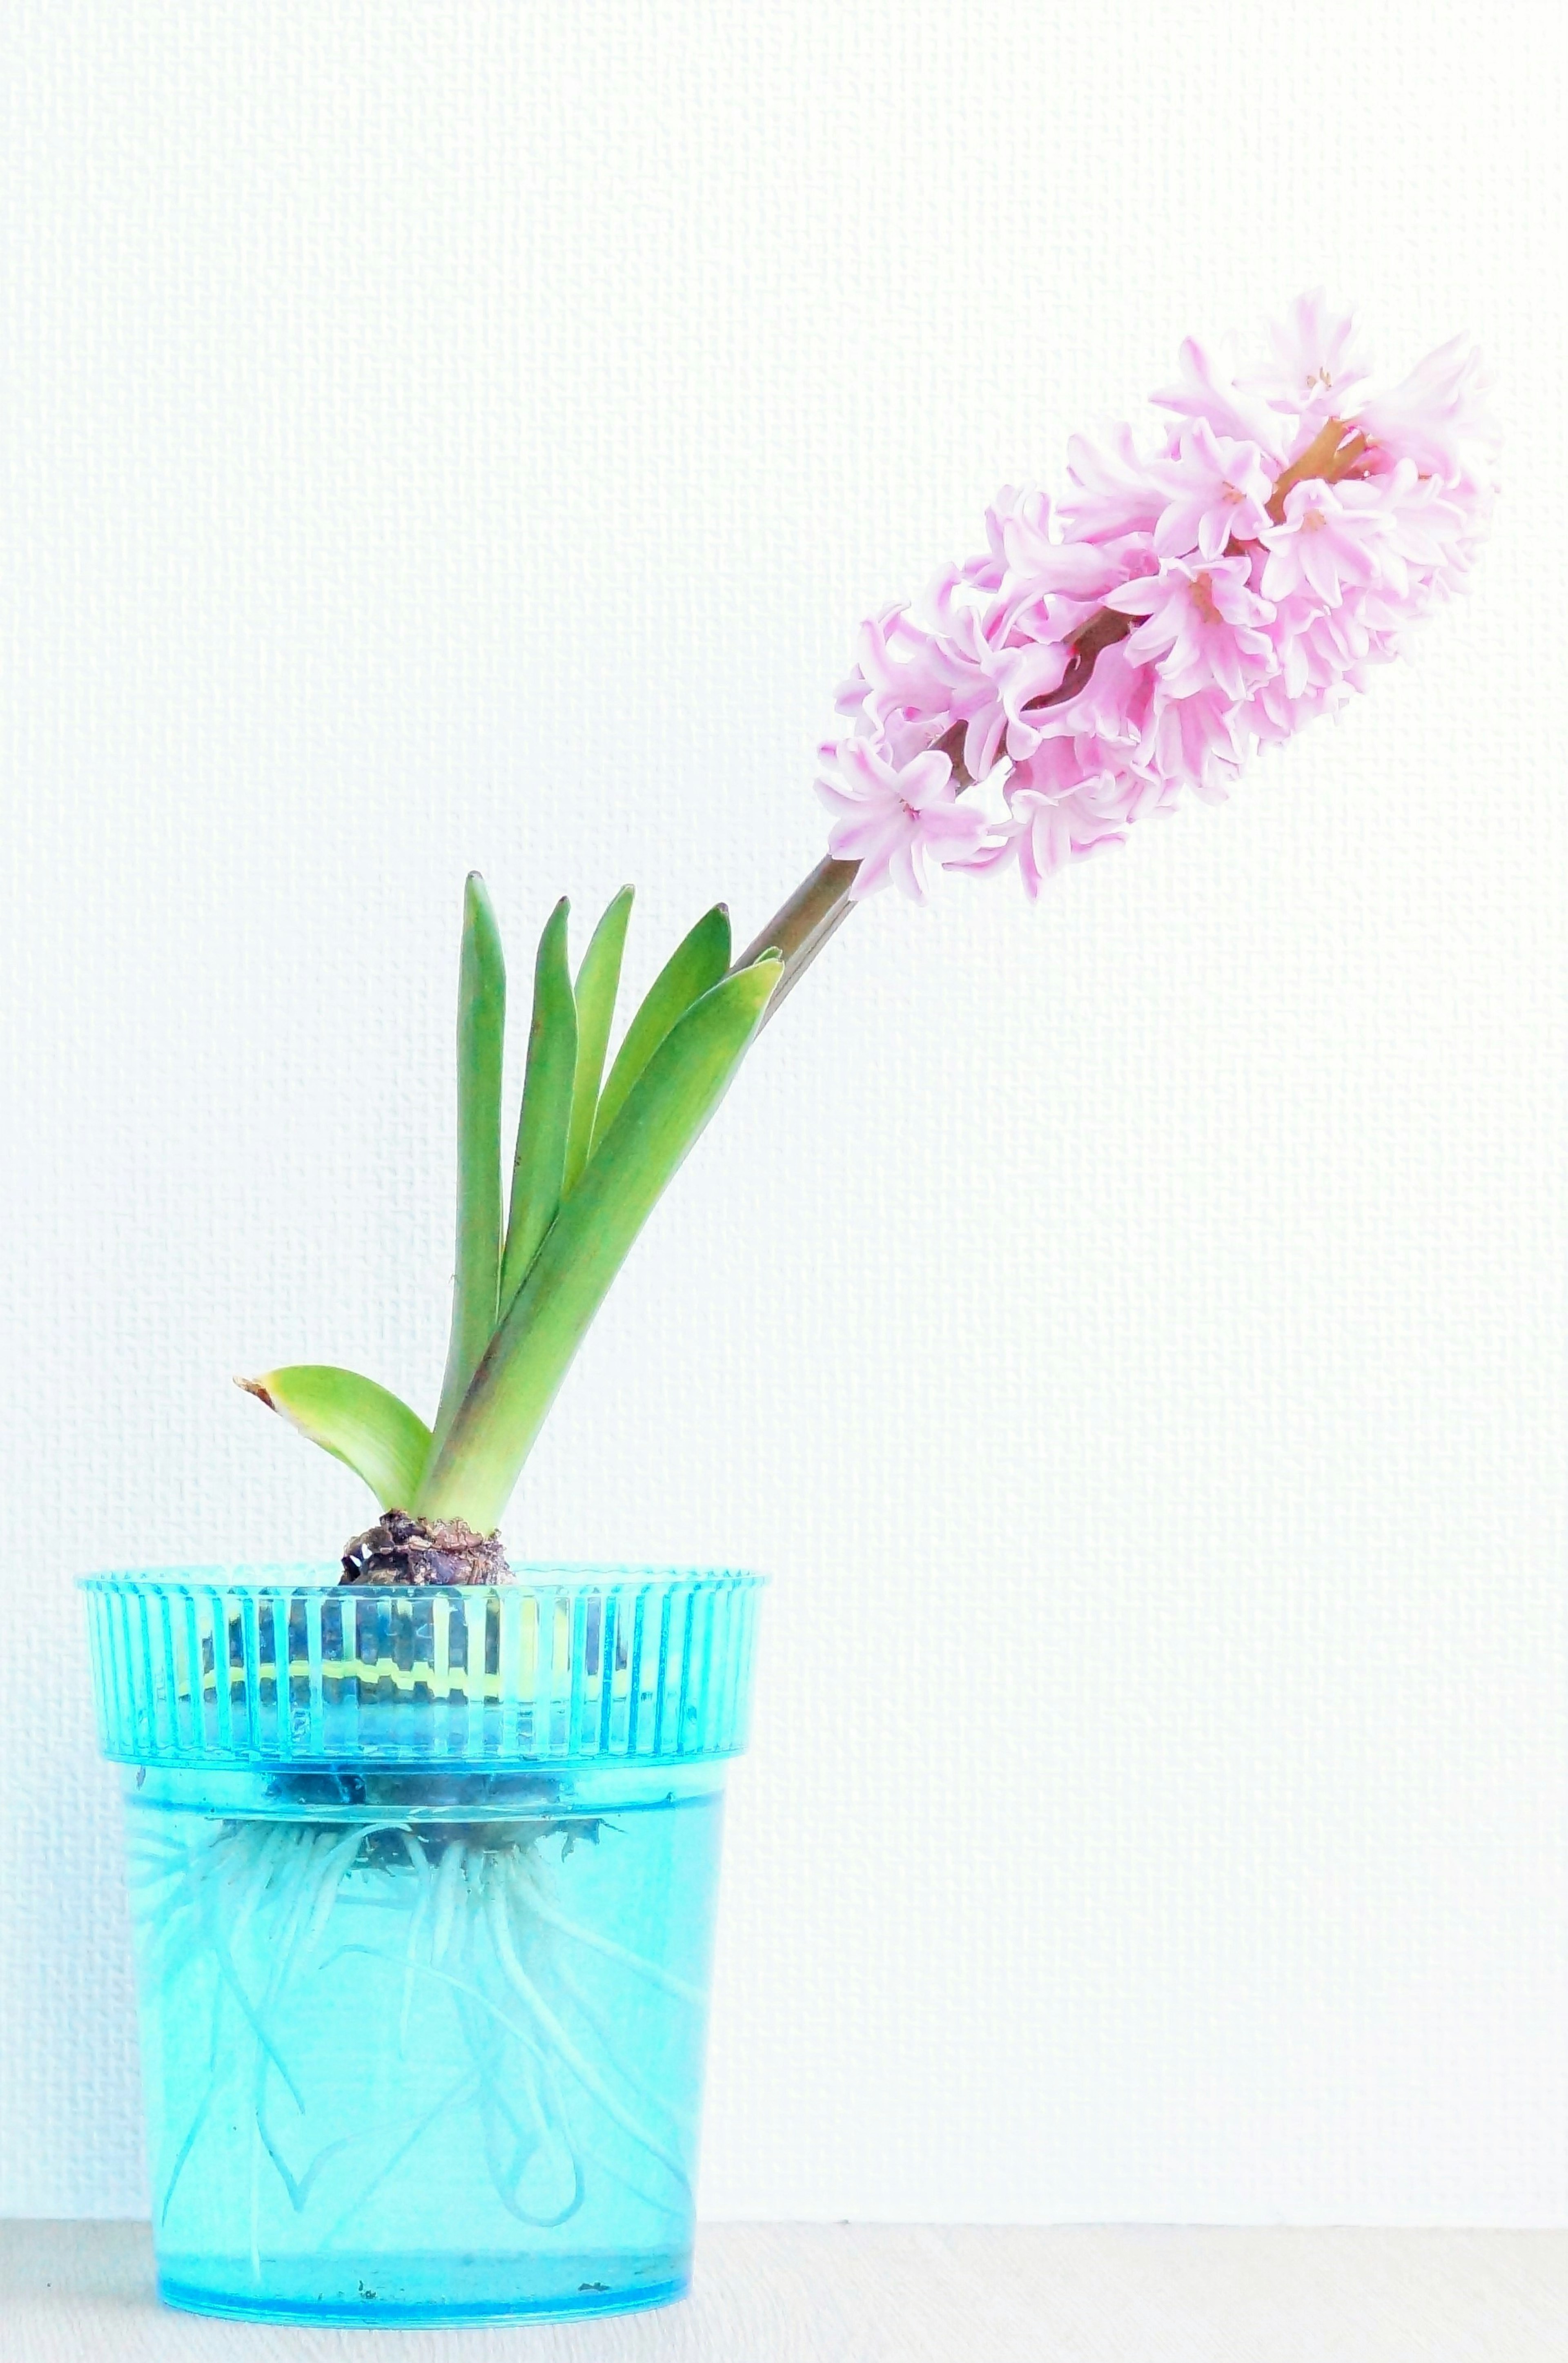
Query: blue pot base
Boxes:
[{"xmin": 158, "ymin": 2254, "xmax": 690, "ymax": 2327}]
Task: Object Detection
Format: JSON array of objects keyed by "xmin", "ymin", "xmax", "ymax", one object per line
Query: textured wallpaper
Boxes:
[{"xmin": 1, "ymin": 1, "xmax": 1563, "ymax": 2220}]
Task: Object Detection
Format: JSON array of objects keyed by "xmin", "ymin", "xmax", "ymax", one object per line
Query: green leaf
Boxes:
[
  {"xmin": 563, "ymin": 885, "xmax": 633, "ymax": 1196},
  {"xmin": 426, "ymin": 873, "xmax": 507, "ymax": 1467},
  {"xmin": 237, "ymin": 1367, "xmax": 432, "ymax": 1509},
  {"xmin": 418, "ymin": 953, "xmax": 781, "ymax": 1529},
  {"xmin": 590, "ymin": 903, "xmax": 731, "ymax": 1155},
  {"xmin": 499, "ymin": 896, "xmax": 577, "ymax": 1313}
]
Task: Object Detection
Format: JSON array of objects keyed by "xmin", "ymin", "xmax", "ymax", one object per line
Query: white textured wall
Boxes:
[{"xmin": 1, "ymin": 1, "xmax": 1563, "ymax": 2223}]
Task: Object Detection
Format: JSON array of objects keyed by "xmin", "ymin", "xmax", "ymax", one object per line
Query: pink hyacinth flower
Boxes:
[
  {"xmin": 1246, "ymin": 288, "xmax": 1372, "ymax": 420},
  {"xmin": 815, "ymin": 297, "xmax": 1496, "ymax": 902},
  {"xmin": 816, "ymin": 742, "xmax": 996, "ymax": 903},
  {"xmin": 1151, "ymin": 335, "xmax": 1288, "ymax": 460},
  {"xmin": 1150, "ymin": 420, "xmax": 1275, "ymax": 561},
  {"xmin": 1259, "ymin": 478, "xmax": 1387, "ymax": 605},
  {"xmin": 1105, "ymin": 557, "xmax": 1277, "ymax": 702}
]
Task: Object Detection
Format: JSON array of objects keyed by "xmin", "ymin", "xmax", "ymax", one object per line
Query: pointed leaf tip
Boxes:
[
  {"xmin": 427, "ymin": 874, "xmax": 508, "ymax": 1466},
  {"xmin": 501, "ymin": 892, "xmax": 579, "ymax": 1309},
  {"xmin": 241, "ymin": 1365, "xmax": 433, "ymax": 1509},
  {"xmin": 564, "ymin": 884, "xmax": 636, "ymax": 1197}
]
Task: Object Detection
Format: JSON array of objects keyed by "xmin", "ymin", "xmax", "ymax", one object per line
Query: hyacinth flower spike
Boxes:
[
  {"xmin": 806, "ymin": 294, "xmax": 1494, "ymax": 914},
  {"xmin": 243, "ymin": 294, "xmax": 1495, "ymax": 1570}
]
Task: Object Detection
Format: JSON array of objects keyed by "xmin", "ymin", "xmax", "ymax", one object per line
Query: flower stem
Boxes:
[
  {"xmin": 737, "ymin": 854, "xmax": 858, "ymax": 971},
  {"xmin": 1265, "ymin": 415, "xmax": 1367, "ymax": 522},
  {"xmin": 737, "ymin": 855, "xmax": 860, "ymax": 1018}
]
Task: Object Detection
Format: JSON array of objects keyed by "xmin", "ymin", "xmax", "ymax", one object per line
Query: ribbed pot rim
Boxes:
[
  {"xmin": 82, "ymin": 1565, "xmax": 766, "ymax": 1769},
  {"xmin": 80, "ymin": 1562, "xmax": 768, "ymax": 1592}
]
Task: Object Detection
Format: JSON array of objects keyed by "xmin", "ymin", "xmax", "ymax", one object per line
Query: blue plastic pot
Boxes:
[{"xmin": 83, "ymin": 1567, "xmax": 763, "ymax": 2327}]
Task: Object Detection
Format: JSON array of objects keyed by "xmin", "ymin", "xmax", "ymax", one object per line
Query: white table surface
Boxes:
[{"xmin": 4, "ymin": 2220, "xmax": 1566, "ymax": 2361}]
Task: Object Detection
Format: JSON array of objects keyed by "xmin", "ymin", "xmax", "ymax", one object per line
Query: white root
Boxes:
[
  {"xmin": 483, "ymin": 1880, "xmax": 691, "ymax": 2196},
  {"xmin": 159, "ymin": 2047, "xmax": 223, "ymax": 2225},
  {"xmin": 226, "ymin": 1823, "xmax": 296, "ymax": 1949},
  {"xmin": 504, "ymin": 1854, "xmax": 706, "ymax": 2006},
  {"xmin": 142, "ymin": 1805, "xmax": 692, "ymax": 2240},
  {"xmin": 295, "ymin": 1824, "xmax": 401, "ymax": 1977},
  {"xmin": 503, "ymin": 1859, "xmax": 694, "ymax": 2139},
  {"xmin": 518, "ymin": 1934, "xmax": 697, "ymax": 2141},
  {"xmin": 431, "ymin": 1830, "xmax": 466, "ymax": 1964},
  {"xmin": 461, "ymin": 1991, "xmax": 584, "ymax": 2229},
  {"xmin": 312, "ymin": 2069, "xmax": 480, "ymax": 2254},
  {"xmin": 396, "ymin": 1829, "xmax": 433, "ymax": 2051},
  {"xmin": 194, "ymin": 1881, "xmax": 307, "ymax": 2114},
  {"xmin": 323, "ymin": 1926, "xmax": 590, "ymax": 2229}
]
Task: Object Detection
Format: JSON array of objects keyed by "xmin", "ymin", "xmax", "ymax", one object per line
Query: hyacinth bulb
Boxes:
[{"xmin": 817, "ymin": 295, "xmax": 1497, "ymax": 901}]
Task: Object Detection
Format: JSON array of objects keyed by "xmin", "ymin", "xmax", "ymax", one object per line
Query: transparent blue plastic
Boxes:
[{"xmin": 83, "ymin": 1567, "xmax": 763, "ymax": 2327}]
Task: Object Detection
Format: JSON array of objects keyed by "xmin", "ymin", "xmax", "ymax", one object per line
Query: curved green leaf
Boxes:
[
  {"xmin": 590, "ymin": 903, "xmax": 731, "ymax": 1155},
  {"xmin": 419, "ymin": 953, "xmax": 781, "ymax": 1529},
  {"xmin": 427, "ymin": 873, "xmax": 507, "ymax": 1465},
  {"xmin": 501, "ymin": 896, "xmax": 577, "ymax": 1312},
  {"xmin": 563, "ymin": 885, "xmax": 633, "ymax": 1196},
  {"xmin": 237, "ymin": 1367, "xmax": 431, "ymax": 1509}
]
